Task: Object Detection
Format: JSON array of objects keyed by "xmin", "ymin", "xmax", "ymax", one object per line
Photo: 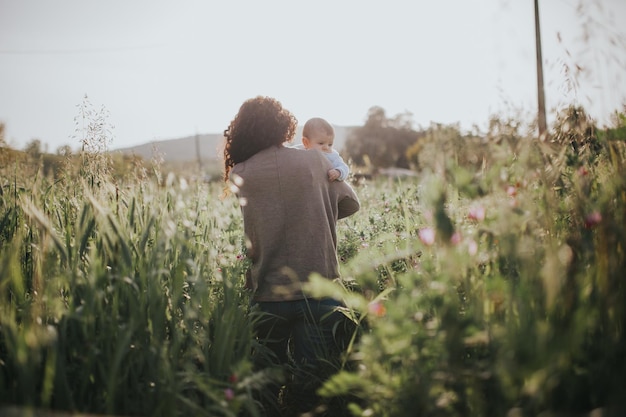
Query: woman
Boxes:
[{"xmin": 223, "ymin": 96, "xmax": 360, "ymax": 414}]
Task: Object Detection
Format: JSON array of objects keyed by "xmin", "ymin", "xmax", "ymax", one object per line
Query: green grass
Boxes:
[{"xmin": 1, "ymin": 110, "xmax": 625, "ymax": 416}]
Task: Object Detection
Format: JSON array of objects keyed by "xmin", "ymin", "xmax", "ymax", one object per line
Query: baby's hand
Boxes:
[{"xmin": 328, "ymin": 169, "xmax": 341, "ymax": 181}]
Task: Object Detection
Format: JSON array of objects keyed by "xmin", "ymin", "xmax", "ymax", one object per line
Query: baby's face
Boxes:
[{"xmin": 303, "ymin": 133, "xmax": 334, "ymax": 153}]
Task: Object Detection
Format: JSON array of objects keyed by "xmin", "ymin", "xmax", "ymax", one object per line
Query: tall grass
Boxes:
[
  {"xmin": 0, "ymin": 105, "xmax": 263, "ymax": 416},
  {"xmin": 310, "ymin": 109, "xmax": 626, "ymax": 417},
  {"xmin": 1, "ymin": 106, "xmax": 625, "ymax": 417},
  {"xmin": 0, "ymin": 172, "xmax": 266, "ymax": 416}
]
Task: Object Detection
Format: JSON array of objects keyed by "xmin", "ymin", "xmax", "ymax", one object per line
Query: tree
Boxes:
[
  {"xmin": 406, "ymin": 122, "xmax": 486, "ymax": 173},
  {"xmin": 24, "ymin": 138, "xmax": 42, "ymax": 160},
  {"xmin": 344, "ymin": 106, "xmax": 421, "ymax": 170},
  {"xmin": 56, "ymin": 144, "xmax": 73, "ymax": 156},
  {"xmin": 0, "ymin": 122, "xmax": 6, "ymax": 147}
]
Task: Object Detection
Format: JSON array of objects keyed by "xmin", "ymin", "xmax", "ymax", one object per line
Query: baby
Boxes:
[{"xmin": 295, "ymin": 117, "xmax": 350, "ymax": 181}]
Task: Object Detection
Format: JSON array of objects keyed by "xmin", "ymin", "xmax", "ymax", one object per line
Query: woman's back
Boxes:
[{"xmin": 231, "ymin": 145, "xmax": 359, "ymax": 301}]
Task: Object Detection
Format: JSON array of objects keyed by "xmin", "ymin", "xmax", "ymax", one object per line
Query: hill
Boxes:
[
  {"xmin": 112, "ymin": 133, "xmax": 224, "ymax": 163},
  {"xmin": 112, "ymin": 125, "xmax": 354, "ymax": 163}
]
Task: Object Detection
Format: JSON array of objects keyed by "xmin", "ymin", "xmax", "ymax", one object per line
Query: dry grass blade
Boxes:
[
  {"xmin": 20, "ymin": 197, "xmax": 67, "ymax": 265},
  {"xmin": 87, "ymin": 192, "xmax": 132, "ymax": 268}
]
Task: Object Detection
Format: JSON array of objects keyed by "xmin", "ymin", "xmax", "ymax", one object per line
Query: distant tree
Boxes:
[
  {"xmin": 406, "ymin": 122, "xmax": 492, "ymax": 176},
  {"xmin": 56, "ymin": 144, "xmax": 73, "ymax": 156},
  {"xmin": 42, "ymin": 154, "xmax": 65, "ymax": 178},
  {"xmin": 344, "ymin": 106, "xmax": 421, "ymax": 169},
  {"xmin": 24, "ymin": 139, "xmax": 42, "ymax": 160},
  {"xmin": 0, "ymin": 122, "xmax": 6, "ymax": 147}
]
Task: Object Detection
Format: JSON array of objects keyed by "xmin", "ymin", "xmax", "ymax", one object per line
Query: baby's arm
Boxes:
[{"xmin": 328, "ymin": 149, "xmax": 350, "ymax": 181}]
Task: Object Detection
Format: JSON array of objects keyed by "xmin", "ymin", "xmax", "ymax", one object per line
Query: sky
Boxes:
[{"xmin": 1, "ymin": 0, "xmax": 625, "ymax": 152}]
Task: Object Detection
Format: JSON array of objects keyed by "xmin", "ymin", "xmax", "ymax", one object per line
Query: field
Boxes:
[{"xmin": 1, "ymin": 109, "xmax": 625, "ymax": 417}]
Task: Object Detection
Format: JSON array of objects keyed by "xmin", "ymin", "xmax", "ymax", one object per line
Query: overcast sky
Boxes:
[{"xmin": 1, "ymin": 0, "xmax": 625, "ymax": 152}]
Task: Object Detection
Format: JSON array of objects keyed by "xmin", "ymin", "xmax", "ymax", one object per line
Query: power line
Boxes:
[{"xmin": 0, "ymin": 44, "xmax": 163, "ymax": 55}]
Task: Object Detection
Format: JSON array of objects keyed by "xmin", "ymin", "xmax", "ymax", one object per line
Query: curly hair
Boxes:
[{"xmin": 223, "ymin": 96, "xmax": 298, "ymax": 183}]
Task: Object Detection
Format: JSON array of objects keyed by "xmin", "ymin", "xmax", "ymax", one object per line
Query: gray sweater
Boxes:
[
  {"xmin": 292, "ymin": 144, "xmax": 350, "ymax": 181},
  {"xmin": 231, "ymin": 145, "xmax": 360, "ymax": 301}
]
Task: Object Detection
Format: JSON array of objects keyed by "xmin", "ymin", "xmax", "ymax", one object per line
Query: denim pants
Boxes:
[
  {"xmin": 252, "ymin": 297, "xmax": 347, "ymax": 365},
  {"xmin": 251, "ymin": 297, "xmax": 350, "ymax": 413}
]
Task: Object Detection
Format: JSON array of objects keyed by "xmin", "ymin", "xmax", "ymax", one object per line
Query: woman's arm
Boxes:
[{"xmin": 335, "ymin": 182, "xmax": 360, "ymax": 219}]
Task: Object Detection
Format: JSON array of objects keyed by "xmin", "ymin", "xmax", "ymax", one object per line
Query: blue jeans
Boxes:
[{"xmin": 250, "ymin": 297, "xmax": 350, "ymax": 413}]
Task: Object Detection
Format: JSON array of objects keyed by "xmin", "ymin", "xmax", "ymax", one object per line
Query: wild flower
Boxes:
[
  {"xmin": 467, "ymin": 239, "xmax": 478, "ymax": 256},
  {"xmin": 468, "ymin": 205, "xmax": 485, "ymax": 221},
  {"xmin": 584, "ymin": 211, "xmax": 602, "ymax": 228},
  {"xmin": 506, "ymin": 185, "xmax": 517, "ymax": 197},
  {"xmin": 368, "ymin": 301, "xmax": 387, "ymax": 317},
  {"xmin": 450, "ymin": 231, "xmax": 462, "ymax": 245},
  {"xmin": 419, "ymin": 227, "xmax": 436, "ymax": 245},
  {"xmin": 224, "ymin": 388, "xmax": 235, "ymax": 401}
]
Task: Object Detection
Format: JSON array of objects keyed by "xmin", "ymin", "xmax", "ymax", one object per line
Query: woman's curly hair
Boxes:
[{"xmin": 223, "ymin": 96, "xmax": 298, "ymax": 183}]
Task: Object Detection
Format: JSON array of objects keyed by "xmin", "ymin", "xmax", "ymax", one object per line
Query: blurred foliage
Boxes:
[
  {"xmin": 344, "ymin": 106, "xmax": 421, "ymax": 169},
  {"xmin": 1, "ymin": 103, "xmax": 626, "ymax": 417},
  {"xmin": 313, "ymin": 105, "xmax": 626, "ymax": 417},
  {"xmin": 0, "ymin": 175, "xmax": 261, "ymax": 416}
]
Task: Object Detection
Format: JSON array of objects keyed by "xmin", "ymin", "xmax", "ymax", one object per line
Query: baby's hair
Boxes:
[{"xmin": 303, "ymin": 117, "xmax": 334, "ymax": 139}]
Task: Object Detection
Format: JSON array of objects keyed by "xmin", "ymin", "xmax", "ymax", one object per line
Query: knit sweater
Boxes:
[
  {"xmin": 292, "ymin": 144, "xmax": 350, "ymax": 181},
  {"xmin": 231, "ymin": 145, "xmax": 360, "ymax": 302}
]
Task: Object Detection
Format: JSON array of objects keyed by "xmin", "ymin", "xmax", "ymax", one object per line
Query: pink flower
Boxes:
[
  {"xmin": 584, "ymin": 211, "xmax": 602, "ymax": 228},
  {"xmin": 467, "ymin": 205, "xmax": 485, "ymax": 221},
  {"xmin": 419, "ymin": 227, "xmax": 436, "ymax": 246},
  {"xmin": 467, "ymin": 239, "xmax": 478, "ymax": 256},
  {"xmin": 450, "ymin": 232, "xmax": 462, "ymax": 245},
  {"xmin": 506, "ymin": 185, "xmax": 517, "ymax": 197},
  {"xmin": 577, "ymin": 166, "xmax": 589, "ymax": 176},
  {"xmin": 224, "ymin": 388, "xmax": 235, "ymax": 401},
  {"xmin": 368, "ymin": 301, "xmax": 386, "ymax": 317}
]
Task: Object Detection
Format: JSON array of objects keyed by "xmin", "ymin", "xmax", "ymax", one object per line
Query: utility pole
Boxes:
[{"xmin": 534, "ymin": 0, "xmax": 548, "ymax": 139}]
